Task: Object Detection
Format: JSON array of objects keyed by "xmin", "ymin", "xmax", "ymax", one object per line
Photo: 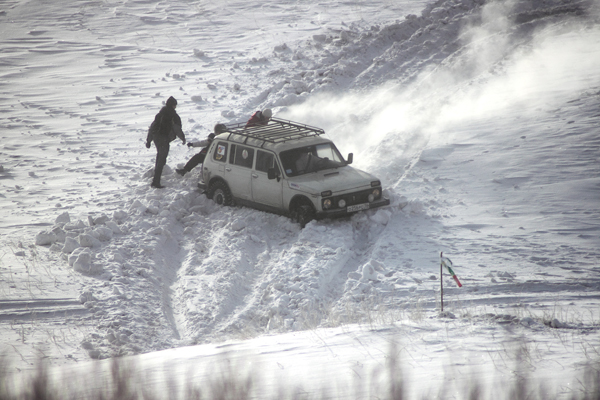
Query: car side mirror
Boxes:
[
  {"xmin": 268, "ymin": 168, "xmax": 280, "ymax": 181},
  {"xmin": 347, "ymin": 153, "xmax": 353, "ymax": 165}
]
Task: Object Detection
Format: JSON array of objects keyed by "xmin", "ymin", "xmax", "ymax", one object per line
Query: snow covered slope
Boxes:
[{"xmin": 1, "ymin": 0, "xmax": 599, "ymax": 397}]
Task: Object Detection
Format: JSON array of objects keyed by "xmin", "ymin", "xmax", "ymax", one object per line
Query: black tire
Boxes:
[
  {"xmin": 208, "ymin": 180, "xmax": 233, "ymax": 206},
  {"xmin": 293, "ymin": 203, "xmax": 315, "ymax": 228}
]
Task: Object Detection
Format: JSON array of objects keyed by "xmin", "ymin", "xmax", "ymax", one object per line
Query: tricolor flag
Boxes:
[{"xmin": 440, "ymin": 252, "xmax": 462, "ymax": 287}]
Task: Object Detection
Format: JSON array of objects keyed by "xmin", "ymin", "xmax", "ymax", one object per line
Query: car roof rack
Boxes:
[{"xmin": 223, "ymin": 117, "xmax": 325, "ymax": 145}]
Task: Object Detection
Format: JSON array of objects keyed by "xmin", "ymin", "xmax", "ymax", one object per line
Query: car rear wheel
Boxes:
[{"xmin": 208, "ymin": 180, "xmax": 232, "ymax": 206}]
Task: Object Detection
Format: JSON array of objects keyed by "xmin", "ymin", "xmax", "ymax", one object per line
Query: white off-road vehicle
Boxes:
[{"xmin": 199, "ymin": 118, "xmax": 389, "ymax": 227}]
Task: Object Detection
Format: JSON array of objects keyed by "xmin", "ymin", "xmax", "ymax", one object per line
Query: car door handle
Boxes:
[
  {"xmin": 225, "ymin": 167, "xmax": 231, "ymax": 172},
  {"xmin": 252, "ymin": 173, "xmax": 258, "ymax": 179}
]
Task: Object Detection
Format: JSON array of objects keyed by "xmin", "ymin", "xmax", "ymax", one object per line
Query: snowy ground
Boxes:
[{"xmin": 1, "ymin": 0, "xmax": 599, "ymax": 398}]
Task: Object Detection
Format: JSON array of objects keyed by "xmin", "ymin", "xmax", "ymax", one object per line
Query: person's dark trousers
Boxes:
[
  {"xmin": 152, "ymin": 137, "xmax": 170, "ymax": 186},
  {"xmin": 182, "ymin": 152, "xmax": 206, "ymax": 173}
]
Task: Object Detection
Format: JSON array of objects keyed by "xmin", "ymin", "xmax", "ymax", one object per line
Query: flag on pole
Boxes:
[{"xmin": 440, "ymin": 252, "xmax": 462, "ymax": 287}]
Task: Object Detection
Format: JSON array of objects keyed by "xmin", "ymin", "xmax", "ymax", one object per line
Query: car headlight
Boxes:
[
  {"xmin": 323, "ymin": 199, "xmax": 332, "ymax": 209},
  {"xmin": 368, "ymin": 194, "xmax": 375, "ymax": 202},
  {"xmin": 338, "ymin": 199, "xmax": 346, "ymax": 208},
  {"xmin": 373, "ymin": 188, "xmax": 380, "ymax": 198}
]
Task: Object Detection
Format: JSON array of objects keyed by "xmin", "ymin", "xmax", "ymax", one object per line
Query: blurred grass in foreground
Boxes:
[{"xmin": 1, "ymin": 348, "xmax": 598, "ymax": 400}]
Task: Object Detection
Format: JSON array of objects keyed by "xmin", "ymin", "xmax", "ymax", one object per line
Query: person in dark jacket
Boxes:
[
  {"xmin": 245, "ymin": 108, "xmax": 272, "ymax": 127},
  {"xmin": 176, "ymin": 123, "xmax": 227, "ymax": 176},
  {"xmin": 146, "ymin": 96, "xmax": 185, "ymax": 188}
]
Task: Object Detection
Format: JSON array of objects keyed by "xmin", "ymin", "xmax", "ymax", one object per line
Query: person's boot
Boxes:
[
  {"xmin": 176, "ymin": 168, "xmax": 187, "ymax": 176},
  {"xmin": 151, "ymin": 182, "xmax": 165, "ymax": 189}
]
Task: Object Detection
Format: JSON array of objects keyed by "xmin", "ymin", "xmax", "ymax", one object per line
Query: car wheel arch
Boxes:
[{"xmin": 289, "ymin": 195, "xmax": 315, "ymax": 212}]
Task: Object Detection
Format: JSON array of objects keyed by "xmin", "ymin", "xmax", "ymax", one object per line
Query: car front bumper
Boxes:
[{"xmin": 316, "ymin": 197, "xmax": 390, "ymax": 219}]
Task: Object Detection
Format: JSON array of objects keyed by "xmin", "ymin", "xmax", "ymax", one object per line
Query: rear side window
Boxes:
[
  {"xmin": 230, "ymin": 144, "xmax": 254, "ymax": 169},
  {"xmin": 255, "ymin": 150, "xmax": 280, "ymax": 174},
  {"xmin": 213, "ymin": 142, "xmax": 228, "ymax": 163}
]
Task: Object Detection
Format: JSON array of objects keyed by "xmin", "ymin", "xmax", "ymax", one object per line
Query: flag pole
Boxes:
[
  {"xmin": 440, "ymin": 252, "xmax": 463, "ymax": 313},
  {"xmin": 440, "ymin": 252, "xmax": 444, "ymax": 312}
]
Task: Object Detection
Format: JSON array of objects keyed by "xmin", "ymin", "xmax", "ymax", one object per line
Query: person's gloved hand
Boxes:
[
  {"xmin": 181, "ymin": 138, "xmax": 186, "ymax": 145},
  {"xmin": 145, "ymin": 141, "xmax": 151, "ymax": 149},
  {"xmin": 187, "ymin": 142, "xmax": 193, "ymax": 147}
]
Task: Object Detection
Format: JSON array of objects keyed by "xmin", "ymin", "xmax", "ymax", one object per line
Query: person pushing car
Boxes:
[{"xmin": 177, "ymin": 123, "xmax": 227, "ymax": 176}]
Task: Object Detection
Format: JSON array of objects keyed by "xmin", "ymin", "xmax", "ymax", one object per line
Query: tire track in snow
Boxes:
[
  {"xmin": 172, "ymin": 195, "xmax": 405, "ymax": 342},
  {"xmin": 0, "ymin": 298, "xmax": 87, "ymax": 321}
]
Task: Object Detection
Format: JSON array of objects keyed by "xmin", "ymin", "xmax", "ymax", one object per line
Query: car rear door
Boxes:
[
  {"xmin": 226, "ymin": 144, "xmax": 254, "ymax": 201},
  {"xmin": 251, "ymin": 150, "xmax": 283, "ymax": 208}
]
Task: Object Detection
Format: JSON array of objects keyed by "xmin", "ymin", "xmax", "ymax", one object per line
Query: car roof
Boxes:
[{"xmin": 215, "ymin": 118, "xmax": 333, "ymax": 153}]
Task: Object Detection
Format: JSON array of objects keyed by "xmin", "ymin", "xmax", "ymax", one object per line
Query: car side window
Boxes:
[
  {"xmin": 230, "ymin": 144, "xmax": 254, "ymax": 169},
  {"xmin": 213, "ymin": 142, "xmax": 228, "ymax": 162},
  {"xmin": 256, "ymin": 150, "xmax": 280, "ymax": 174}
]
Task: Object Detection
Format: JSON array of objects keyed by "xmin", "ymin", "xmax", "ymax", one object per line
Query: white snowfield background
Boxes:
[{"xmin": 1, "ymin": 0, "xmax": 599, "ymax": 398}]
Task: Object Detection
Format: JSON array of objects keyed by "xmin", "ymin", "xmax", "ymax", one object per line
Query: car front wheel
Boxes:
[{"xmin": 293, "ymin": 204, "xmax": 315, "ymax": 228}]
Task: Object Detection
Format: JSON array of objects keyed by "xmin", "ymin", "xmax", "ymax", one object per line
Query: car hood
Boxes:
[{"xmin": 287, "ymin": 166, "xmax": 377, "ymax": 195}]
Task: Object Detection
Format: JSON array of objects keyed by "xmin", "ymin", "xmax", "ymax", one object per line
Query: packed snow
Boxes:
[{"xmin": 1, "ymin": 0, "xmax": 599, "ymax": 398}]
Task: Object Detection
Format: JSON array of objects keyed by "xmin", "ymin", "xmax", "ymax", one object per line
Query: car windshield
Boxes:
[{"xmin": 280, "ymin": 143, "xmax": 346, "ymax": 177}]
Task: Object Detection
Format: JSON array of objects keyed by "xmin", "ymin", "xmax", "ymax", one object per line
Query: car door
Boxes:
[
  {"xmin": 252, "ymin": 149, "xmax": 283, "ymax": 208},
  {"xmin": 226, "ymin": 144, "xmax": 254, "ymax": 201}
]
